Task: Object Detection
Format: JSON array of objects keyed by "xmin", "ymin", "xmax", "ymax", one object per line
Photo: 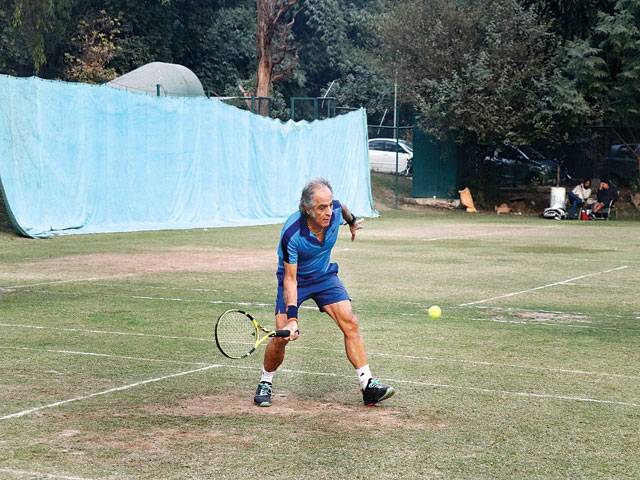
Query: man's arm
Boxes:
[
  {"xmin": 282, "ymin": 262, "xmax": 300, "ymax": 340},
  {"xmin": 340, "ymin": 204, "xmax": 363, "ymax": 241}
]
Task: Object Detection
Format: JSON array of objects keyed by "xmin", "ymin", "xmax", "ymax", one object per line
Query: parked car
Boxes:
[
  {"xmin": 368, "ymin": 138, "xmax": 413, "ymax": 175},
  {"xmin": 603, "ymin": 144, "xmax": 640, "ymax": 186},
  {"xmin": 484, "ymin": 143, "xmax": 571, "ymax": 187}
]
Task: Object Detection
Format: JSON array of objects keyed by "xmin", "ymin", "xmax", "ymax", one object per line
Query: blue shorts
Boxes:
[{"xmin": 275, "ymin": 263, "xmax": 351, "ymax": 314}]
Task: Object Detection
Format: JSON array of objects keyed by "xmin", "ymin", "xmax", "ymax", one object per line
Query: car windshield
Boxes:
[
  {"xmin": 398, "ymin": 140, "xmax": 413, "ymax": 151},
  {"xmin": 368, "ymin": 138, "xmax": 413, "ymax": 152},
  {"xmin": 610, "ymin": 144, "xmax": 640, "ymax": 157}
]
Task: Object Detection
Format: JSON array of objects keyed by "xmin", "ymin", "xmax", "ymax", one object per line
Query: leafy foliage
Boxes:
[
  {"xmin": 595, "ymin": 0, "xmax": 640, "ymax": 127},
  {"xmin": 64, "ymin": 9, "xmax": 120, "ymax": 83},
  {"xmin": 0, "ymin": 0, "xmax": 75, "ymax": 74},
  {"xmin": 293, "ymin": 0, "xmax": 391, "ymax": 121},
  {"xmin": 525, "ymin": 0, "xmax": 614, "ymax": 39},
  {"xmin": 562, "ymin": 0, "xmax": 640, "ymax": 178},
  {"xmin": 0, "ymin": 0, "xmax": 636, "ymax": 151},
  {"xmin": 381, "ymin": 0, "xmax": 590, "ymax": 145}
]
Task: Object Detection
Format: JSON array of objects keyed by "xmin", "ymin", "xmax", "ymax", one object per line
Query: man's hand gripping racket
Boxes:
[{"xmin": 214, "ymin": 309, "xmax": 299, "ymax": 359}]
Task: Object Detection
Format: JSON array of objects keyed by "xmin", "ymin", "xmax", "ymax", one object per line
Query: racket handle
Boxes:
[{"xmin": 274, "ymin": 329, "xmax": 300, "ymax": 337}]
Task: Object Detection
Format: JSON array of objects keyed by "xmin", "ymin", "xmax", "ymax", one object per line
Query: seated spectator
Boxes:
[
  {"xmin": 592, "ymin": 179, "xmax": 619, "ymax": 217},
  {"xmin": 567, "ymin": 178, "xmax": 592, "ymax": 219}
]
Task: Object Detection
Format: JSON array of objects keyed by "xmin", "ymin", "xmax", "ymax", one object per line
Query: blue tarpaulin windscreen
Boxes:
[{"xmin": 0, "ymin": 75, "xmax": 375, "ymax": 238}]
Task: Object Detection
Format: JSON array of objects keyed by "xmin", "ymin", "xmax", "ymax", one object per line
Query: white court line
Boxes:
[
  {"xmin": 369, "ymin": 350, "xmax": 640, "ymax": 380},
  {"xmin": 15, "ymin": 283, "xmax": 638, "ymax": 323},
  {"xmin": 126, "ymin": 285, "xmax": 222, "ymax": 292},
  {"xmin": 137, "ymin": 285, "xmax": 229, "ymax": 294},
  {"xmin": 0, "ymin": 324, "xmax": 640, "ymax": 380},
  {"xmin": 465, "ymin": 305, "xmax": 640, "ymax": 324},
  {"xmin": 0, "ymin": 346, "xmax": 208, "ymax": 366},
  {"xmin": 6, "ymin": 342, "xmax": 640, "ymax": 380},
  {"xmin": 0, "ymin": 323, "xmax": 211, "ymax": 342},
  {"xmin": 17, "ymin": 287, "xmax": 637, "ymax": 327},
  {"xmin": 224, "ymin": 365, "xmax": 640, "ymax": 408},
  {"xmin": 1, "ymin": 349, "xmax": 637, "ymax": 416},
  {"xmin": 0, "ymin": 364, "xmax": 222, "ymax": 421},
  {"xmin": 470, "ymin": 317, "xmax": 598, "ymax": 329},
  {"xmin": 471, "ymin": 317, "xmax": 640, "ymax": 333},
  {"xmin": 471, "ymin": 305, "xmax": 608, "ymax": 319},
  {"xmin": 0, "ymin": 319, "xmax": 640, "ymax": 379},
  {"xmin": 2, "ymin": 274, "xmax": 138, "ymax": 291},
  {"xmin": 459, "ymin": 266, "xmax": 630, "ymax": 307},
  {"xmin": 381, "ymin": 376, "xmax": 640, "ymax": 408},
  {"xmin": 131, "ymin": 295, "xmax": 271, "ymax": 308},
  {"xmin": 135, "ymin": 294, "xmax": 638, "ymax": 329},
  {"xmin": 0, "ymin": 467, "xmax": 97, "ymax": 480},
  {"xmin": 17, "ymin": 289, "xmax": 640, "ymax": 329},
  {"xmin": 131, "ymin": 295, "xmax": 634, "ymax": 325},
  {"xmin": 131, "ymin": 295, "xmax": 318, "ymax": 310},
  {"xmin": 400, "ymin": 300, "xmax": 636, "ymax": 319}
]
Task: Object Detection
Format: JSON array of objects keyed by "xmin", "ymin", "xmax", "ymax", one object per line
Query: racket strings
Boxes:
[{"xmin": 216, "ymin": 311, "xmax": 258, "ymax": 358}]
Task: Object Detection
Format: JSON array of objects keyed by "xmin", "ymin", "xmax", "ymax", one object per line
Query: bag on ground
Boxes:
[{"xmin": 542, "ymin": 207, "xmax": 567, "ymax": 220}]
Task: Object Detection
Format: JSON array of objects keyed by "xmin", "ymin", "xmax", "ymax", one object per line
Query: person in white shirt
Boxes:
[{"xmin": 568, "ymin": 178, "xmax": 592, "ymax": 219}]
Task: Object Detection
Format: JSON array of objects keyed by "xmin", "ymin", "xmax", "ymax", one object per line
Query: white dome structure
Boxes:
[{"xmin": 108, "ymin": 61, "xmax": 205, "ymax": 97}]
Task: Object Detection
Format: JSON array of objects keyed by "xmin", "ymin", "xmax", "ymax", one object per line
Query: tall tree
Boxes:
[
  {"xmin": 525, "ymin": 0, "xmax": 614, "ymax": 39},
  {"xmin": 381, "ymin": 0, "xmax": 590, "ymax": 146},
  {"xmin": 63, "ymin": 9, "xmax": 120, "ymax": 83},
  {"xmin": 253, "ymin": 0, "xmax": 299, "ymax": 113},
  {"xmin": 172, "ymin": 1, "xmax": 256, "ymax": 97},
  {"xmin": 0, "ymin": 0, "xmax": 76, "ymax": 74},
  {"xmin": 564, "ymin": 0, "xmax": 640, "ymax": 180},
  {"xmin": 292, "ymin": 0, "xmax": 392, "ymax": 121}
]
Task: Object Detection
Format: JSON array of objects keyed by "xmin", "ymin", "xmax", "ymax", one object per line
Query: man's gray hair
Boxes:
[{"xmin": 299, "ymin": 178, "xmax": 333, "ymax": 216}]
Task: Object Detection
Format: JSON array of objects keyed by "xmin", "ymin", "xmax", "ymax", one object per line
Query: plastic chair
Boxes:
[{"xmin": 592, "ymin": 200, "xmax": 617, "ymax": 220}]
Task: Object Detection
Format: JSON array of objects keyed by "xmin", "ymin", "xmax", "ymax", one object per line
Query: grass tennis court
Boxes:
[{"xmin": 1, "ymin": 209, "xmax": 639, "ymax": 479}]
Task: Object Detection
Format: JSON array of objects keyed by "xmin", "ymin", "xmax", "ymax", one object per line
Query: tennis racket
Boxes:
[{"xmin": 214, "ymin": 309, "xmax": 292, "ymax": 359}]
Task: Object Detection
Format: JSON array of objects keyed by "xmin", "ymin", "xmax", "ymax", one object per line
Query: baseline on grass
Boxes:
[{"xmin": 214, "ymin": 309, "xmax": 292, "ymax": 359}]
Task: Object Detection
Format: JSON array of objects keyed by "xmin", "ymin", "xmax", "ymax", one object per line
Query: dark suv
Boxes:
[
  {"xmin": 604, "ymin": 144, "xmax": 640, "ymax": 186},
  {"xmin": 484, "ymin": 143, "xmax": 571, "ymax": 187}
]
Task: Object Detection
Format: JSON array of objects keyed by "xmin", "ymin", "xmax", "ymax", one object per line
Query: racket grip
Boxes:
[{"xmin": 275, "ymin": 330, "xmax": 291, "ymax": 337}]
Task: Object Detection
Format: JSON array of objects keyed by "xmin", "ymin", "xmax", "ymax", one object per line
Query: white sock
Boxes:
[
  {"xmin": 260, "ymin": 368, "xmax": 275, "ymax": 384},
  {"xmin": 356, "ymin": 364, "xmax": 372, "ymax": 390}
]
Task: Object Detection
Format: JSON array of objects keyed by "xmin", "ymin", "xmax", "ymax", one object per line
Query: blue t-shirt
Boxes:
[{"xmin": 277, "ymin": 200, "xmax": 343, "ymax": 280}]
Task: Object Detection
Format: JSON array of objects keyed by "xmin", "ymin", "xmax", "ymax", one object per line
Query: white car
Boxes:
[{"xmin": 368, "ymin": 138, "xmax": 413, "ymax": 175}]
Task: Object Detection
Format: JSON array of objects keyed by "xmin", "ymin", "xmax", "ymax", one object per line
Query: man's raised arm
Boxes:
[{"xmin": 341, "ymin": 204, "xmax": 363, "ymax": 241}]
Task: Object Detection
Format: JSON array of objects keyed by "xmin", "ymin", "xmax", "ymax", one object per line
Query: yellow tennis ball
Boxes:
[{"xmin": 428, "ymin": 305, "xmax": 442, "ymax": 319}]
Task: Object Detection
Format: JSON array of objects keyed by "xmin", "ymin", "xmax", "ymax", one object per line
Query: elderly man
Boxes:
[{"xmin": 254, "ymin": 178, "xmax": 395, "ymax": 407}]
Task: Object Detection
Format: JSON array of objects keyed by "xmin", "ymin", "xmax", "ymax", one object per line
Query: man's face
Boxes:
[
  {"xmin": 584, "ymin": 180, "xmax": 591, "ymax": 189},
  {"xmin": 308, "ymin": 186, "xmax": 333, "ymax": 228},
  {"xmin": 601, "ymin": 182, "xmax": 609, "ymax": 190}
]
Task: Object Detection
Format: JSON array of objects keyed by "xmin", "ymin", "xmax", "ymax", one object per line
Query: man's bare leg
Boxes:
[
  {"xmin": 255, "ymin": 313, "xmax": 289, "ymax": 407},
  {"xmin": 323, "ymin": 300, "xmax": 395, "ymax": 404},
  {"xmin": 323, "ymin": 300, "xmax": 368, "ymax": 369},
  {"xmin": 263, "ymin": 313, "xmax": 289, "ymax": 372}
]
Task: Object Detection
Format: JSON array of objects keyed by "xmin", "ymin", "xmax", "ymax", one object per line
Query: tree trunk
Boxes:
[
  {"xmin": 256, "ymin": 0, "xmax": 273, "ymax": 114},
  {"xmin": 255, "ymin": 0, "xmax": 298, "ymax": 115}
]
